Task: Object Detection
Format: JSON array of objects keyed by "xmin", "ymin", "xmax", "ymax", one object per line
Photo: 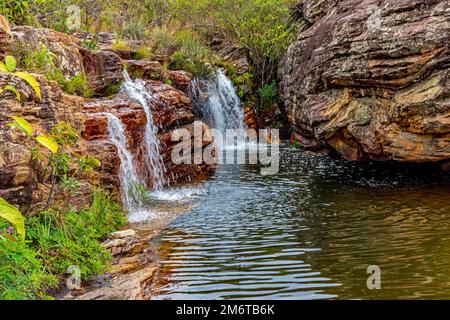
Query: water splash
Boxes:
[
  {"xmin": 98, "ymin": 113, "xmax": 143, "ymax": 210},
  {"xmin": 190, "ymin": 69, "xmax": 247, "ymax": 147},
  {"xmin": 122, "ymin": 71, "xmax": 167, "ymax": 191}
]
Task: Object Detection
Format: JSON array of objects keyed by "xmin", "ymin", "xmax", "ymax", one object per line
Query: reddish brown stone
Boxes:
[{"xmin": 281, "ymin": 0, "xmax": 450, "ymax": 162}]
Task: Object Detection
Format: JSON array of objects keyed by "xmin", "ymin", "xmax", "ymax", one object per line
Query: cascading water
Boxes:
[
  {"xmin": 102, "ymin": 113, "xmax": 143, "ymax": 210},
  {"xmin": 190, "ymin": 69, "xmax": 247, "ymax": 147},
  {"xmin": 122, "ymin": 71, "xmax": 167, "ymax": 191}
]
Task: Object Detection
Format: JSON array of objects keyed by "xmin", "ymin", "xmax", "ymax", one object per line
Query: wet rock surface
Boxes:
[{"xmin": 281, "ymin": 0, "xmax": 450, "ymax": 162}]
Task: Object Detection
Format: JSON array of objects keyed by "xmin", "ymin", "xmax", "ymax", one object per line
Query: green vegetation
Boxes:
[
  {"xmin": 26, "ymin": 190, "xmax": 126, "ymax": 282},
  {"xmin": 0, "ymin": 190, "xmax": 126, "ymax": 300},
  {"xmin": 0, "ymin": 56, "xmax": 124, "ymax": 299},
  {"xmin": 12, "ymin": 44, "xmax": 94, "ymax": 97},
  {"xmin": 292, "ymin": 139, "xmax": 302, "ymax": 149}
]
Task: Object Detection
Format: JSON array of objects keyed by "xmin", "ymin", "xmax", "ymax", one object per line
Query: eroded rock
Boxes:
[{"xmin": 281, "ymin": 0, "xmax": 450, "ymax": 162}]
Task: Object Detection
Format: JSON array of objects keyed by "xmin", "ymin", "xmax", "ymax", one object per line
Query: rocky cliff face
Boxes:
[
  {"xmin": 0, "ymin": 18, "xmax": 215, "ymax": 210},
  {"xmin": 281, "ymin": 0, "xmax": 450, "ymax": 162}
]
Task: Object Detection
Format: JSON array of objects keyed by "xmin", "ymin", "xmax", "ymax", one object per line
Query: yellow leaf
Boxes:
[
  {"xmin": 8, "ymin": 116, "xmax": 33, "ymax": 137},
  {"xmin": 0, "ymin": 197, "xmax": 25, "ymax": 242},
  {"xmin": 0, "ymin": 62, "xmax": 8, "ymax": 73},
  {"xmin": 4, "ymin": 85, "xmax": 21, "ymax": 100},
  {"xmin": 14, "ymin": 71, "xmax": 41, "ymax": 99},
  {"xmin": 36, "ymin": 135, "xmax": 59, "ymax": 154},
  {"xmin": 4, "ymin": 55, "xmax": 16, "ymax": 72}
]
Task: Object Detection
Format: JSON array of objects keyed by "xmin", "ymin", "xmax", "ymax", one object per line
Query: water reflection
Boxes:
[{"xmin": 152, "ymin": 146, "xmax": 450, "ymax": 299}]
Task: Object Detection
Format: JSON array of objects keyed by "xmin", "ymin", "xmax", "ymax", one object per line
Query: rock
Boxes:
[
  {"xmin": 0, "ymin": 73, "xmax": 87, "ymax": 210},
  {"xmin": 12, "ymin": 26, "xmax": 84, "ymax": 77},
  {"xmin": 82, "ymin": 49, "xmax": 124, "ymax": 93},
  {"xmin": 110, "ymin": 229, "xmax": 136, "ymax": 239},
  {"xmin": 281, "ymin": 0, "xmax": 450, "ymax": 162},
  {"xmin": 84, "ymin": 80, "xmax": 215, "ymax": 191},
  {"xmin": 167, "ymin": 70, "xmax": 193, "ymax": 91},
  {"xmin": 244, "ymin": 106, "xmax": 257, "ymax": 129},
  {"xmin": 124, "ymin": 59, "xmax": 194, "ymax": 91},
  {"xmin": 0, "ymin": 15, "xmax": 12, "ymax": 59},
  {"xmin": 75, "ymin": 266, "xmax": 156, "ymax": 300}
]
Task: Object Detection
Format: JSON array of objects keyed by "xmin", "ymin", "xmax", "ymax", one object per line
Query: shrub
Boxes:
[
  {"xmin": 0, "ymin": 234, "xmax": 57, "ymax": 300},
  {"xmin": 26, "ymin": 189, "xmax": 126, "ymax": 281},
  {"xmin": 149, "ymin": 25, "xmax": 178, "ymax": 56},
  {"xmin": 120, "ymin": 20, "xmax": 149, "ymax": 40},
  {"xmin": 0, "ymin": 0, "xmax": 33, "ymax": 25},
  {"xmin": 257, "ymin": 80, "xmax": 278, "ymax": 109},
  {"xmin": 60, "ymin": 74, "xmax": 94, "ymax": 98},
  {"xmin": 112, "ymin": 41, "xmax": 130, "ymax": 51},
  {"xmin": 134, "ymin": 47, "xmax": 152, "ymax": 60},
  {"xmin": 82, "ymin": 39, "xmax": 98, "ymax": 50}
]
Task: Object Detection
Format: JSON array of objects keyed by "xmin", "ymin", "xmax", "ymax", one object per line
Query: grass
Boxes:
[{"xmin": 0, "ymin": 189, "xmax": 126, "ymax": 299}]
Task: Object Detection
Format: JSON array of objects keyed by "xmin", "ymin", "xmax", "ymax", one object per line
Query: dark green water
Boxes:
[{"xmin": 152, "ymin": 146, "xmax": 450, "ymax": 299}]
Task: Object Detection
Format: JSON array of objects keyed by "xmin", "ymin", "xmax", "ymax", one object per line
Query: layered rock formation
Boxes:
[
  {"xmin": 281, "ymin": 0, "xmax": 450, "ymax": 162},
  {"xmin": 0, "ymin": 72, "xmax": 88, "ymax": 210},
  {"xmin": 83, "ymin": 81, "xmax": 215, "ymax": 192},
  {"xmin": 0, "ymin": 17, "xmax": 215, "ymax": 210}
]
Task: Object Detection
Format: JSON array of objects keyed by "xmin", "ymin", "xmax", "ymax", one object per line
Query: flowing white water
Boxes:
[
  {"xmin": 190, "ymin": 69, "xmax": 247, "ymax": 147},
  {"xmin": 100, "ymin": 113, "xmax": 143, "ymax": 210},
  {"xmin": 122, "ymin": 71, "xmax": 167, "ymax": 191}
]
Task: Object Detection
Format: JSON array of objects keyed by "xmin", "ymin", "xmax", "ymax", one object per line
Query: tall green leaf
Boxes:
[
  {"xmin": 36, "ymin": 135, "xmax": 59, "ymax": 154},
  {"xmin": 8, "ymin": 116, "xmax": 33, "ymax": 137},
  {"xmin": 0, "ymin": 197, "xmax": 25, "ymax": 242},
  {"xmin": 14, "ymin": 72, "xmax": 41, "ymax": 99}
]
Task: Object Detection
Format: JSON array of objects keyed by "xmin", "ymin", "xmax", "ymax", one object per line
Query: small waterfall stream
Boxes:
[
  {"xmin": 190, "ymin": 70, "xmax": 247, "ymax": 146},
  {"xmin": 103, "ymin": 113, "xmax": 143, "ymax": 210},
  {"xmin": 122, "ymin": 71, "xmax": 167, "ymax": 192}
]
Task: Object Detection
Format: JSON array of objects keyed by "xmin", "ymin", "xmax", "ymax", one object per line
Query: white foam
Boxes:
[{"xmin": 150, "ymin": 187, "xmax": 205, "ymax": 201}]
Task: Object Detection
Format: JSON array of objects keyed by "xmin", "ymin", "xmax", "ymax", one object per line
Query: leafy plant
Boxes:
[
  {"xmin": 292, "ymin": 139, "xmax": 302, "ymax": 149},
  {"xmin": 0, "ymin": 197, "xmax": 26, "ymax": 242},
  {"xmin": 112, "ymin": 41, "xmax": 130, "ymax": 51},
  {"xmin": 0, "ymin": 55, "xmax": 41, "ymax": 99},
  {"xmin": 60, "ymin": 73, "xmax": 94, "ymax": 98},
  {"xmin": 82, "ymin": 38, "xmax": 98, "ymax": 50},
  {"xmin": 0, "ymin": 234, "xmax": 57, "ymax": 300},
  {"xmin": 0, "ymin": 0, "xmax": 32, "ymax": 25},
  {"xmin": 7, "ymin": 117, "xmax": 101, "ymax": 209},
  {"xmin": 257, "ymin": 80, "xmax": 278, "ymax": 109},
  {"xmin": 26, "ymin": 190, "xmax": 126, "ymax": 281}
]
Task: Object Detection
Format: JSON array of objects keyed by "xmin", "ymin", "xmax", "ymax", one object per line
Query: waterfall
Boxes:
[
  {"xmin": 102, "ymin": 113, "xmax": 143, "ymax": 210},
  {"xmin": 190, "ymin": 69, "xmax": 247, "ymax": 146},
  {"xmin": 122, "ymin": 71, "xmax": 167, "ymax": 191}
]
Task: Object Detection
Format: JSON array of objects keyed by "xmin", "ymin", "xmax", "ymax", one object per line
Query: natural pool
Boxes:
[{"xmin": 144, "ymin": 146, "xmax": 450, "ymax": 299}]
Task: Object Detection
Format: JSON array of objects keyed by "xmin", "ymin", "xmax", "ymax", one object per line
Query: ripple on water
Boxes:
[{"xmin": 151, "ymin": 147, "xmax": 450, "ymax": 299}]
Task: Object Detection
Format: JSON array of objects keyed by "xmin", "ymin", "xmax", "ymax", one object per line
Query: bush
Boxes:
[
  {"xmin": 60, "ymin": 74, "xmax": 94, "ymax": 98},
  {"xmin": 0, "ymin": 235, "xmax": 57, "ymax": 300},
  {"xmin": 112, "ymin": 41, "xmax": 131, "ymax": 51},
  {"xmin": 134, "ymin": 48, "xmax": 152, "ymax": 60},
  {"xmin": 120, "ymin": 20, "xmax": 149, "ymax": 40},
  {"xmin": 0, "ymin": 0, "xmax": 33, "ymax": 25},
  {"xmin": 257, "ymin": 80, "xmax": 278, "ymax": 109},
  {"xmin": 149, "ymin": 25, "xmax": 178, "ymax": 56},
  {"xmin": 26, "ymin": 189, "xmax": 126, "ymax": 281}
]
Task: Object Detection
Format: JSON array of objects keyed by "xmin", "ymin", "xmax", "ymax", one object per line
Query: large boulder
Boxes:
[
  {"xmin": 82, "ymin": 49, "xmax": 124, "ymax": 93},
  {"xmin": 281, "ymin": 0, "xmax": 450, "ymax": 162}
]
